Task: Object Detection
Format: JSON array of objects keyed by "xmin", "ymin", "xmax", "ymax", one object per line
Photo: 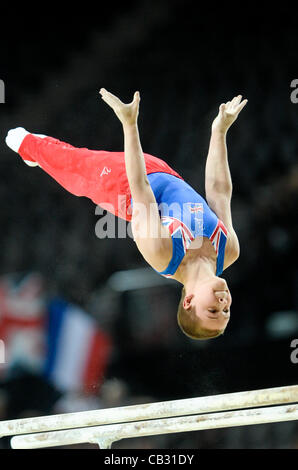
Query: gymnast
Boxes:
[{"xmin": 5, "ymin": 89, "xmax": 247, "ymax": 340}]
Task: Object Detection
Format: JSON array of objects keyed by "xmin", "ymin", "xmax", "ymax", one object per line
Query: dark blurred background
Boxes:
[{"xmin": 0, "ymin": 0, "xmax": 297, "ymax": 449}]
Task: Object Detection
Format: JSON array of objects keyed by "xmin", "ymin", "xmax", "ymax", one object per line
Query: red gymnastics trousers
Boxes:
[{"xmin": 5, "ymin": 128, "xmax": 183, "ymax": 221}]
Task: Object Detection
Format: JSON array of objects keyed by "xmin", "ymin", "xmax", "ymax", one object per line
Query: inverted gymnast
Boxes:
[{"xmin": 5, "ymin": 89, "xmax": 247, "ymax": 340}]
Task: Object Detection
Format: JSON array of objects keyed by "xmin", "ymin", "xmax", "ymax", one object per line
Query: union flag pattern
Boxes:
[{"xmin": 210, "ymin": 220, "xmax": 228, "ymax": 255}]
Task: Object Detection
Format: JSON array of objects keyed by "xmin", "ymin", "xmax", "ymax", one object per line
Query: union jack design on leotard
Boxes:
[
  {"xmin": 161, "ymin": 216, "xmax": 194, "ymax": 253},
  {"xmin": 147, "ymin": 172, "xmax": 228, "ymax": 277},
  {"xmin": 210, "ymin": 220, "xmax": 228, "ymax": 255},
  {"xmin": 160, "ymin": 215, "xmax": 196, "ymax": 279}
]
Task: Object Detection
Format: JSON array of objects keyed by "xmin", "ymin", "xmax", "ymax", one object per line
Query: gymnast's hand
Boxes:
[
  {"xmin": 99, "ymin": 88, "xmax": 140, "ymax": 126},
  {"xmin": 212, "ymin": 95, "xmax": 248, "ymax": 133}
]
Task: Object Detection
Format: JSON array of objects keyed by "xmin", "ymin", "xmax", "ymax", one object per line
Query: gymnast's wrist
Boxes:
[
  {"xmin": 211, "ymin": 125, "xmax": 228, "ymax": 137},
  {"xmin": 122, "ymin": 121, "xmax": 138, "ymax": 132}
]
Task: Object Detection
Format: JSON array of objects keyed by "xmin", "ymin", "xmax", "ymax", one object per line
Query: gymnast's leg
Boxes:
[
  {"xmin": 5, "ymin": 127, "xmax": 131, "ymax": 220},
  {"xmin": 5, "ymin": 127, "xmax": 181, "ymax": 221}
]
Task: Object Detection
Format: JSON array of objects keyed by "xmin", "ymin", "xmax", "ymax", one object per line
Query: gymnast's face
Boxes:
[{"xmin": 183, "ymin": 277, "xmax": 231, "ymax": 333}]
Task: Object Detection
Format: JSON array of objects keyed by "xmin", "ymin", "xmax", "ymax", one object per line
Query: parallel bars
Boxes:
[{"xmin": 0, "ymin": 384, "xmax": 296, "ymax": 449}]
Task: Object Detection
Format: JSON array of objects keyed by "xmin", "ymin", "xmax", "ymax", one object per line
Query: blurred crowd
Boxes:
[{"xmin": 0, "ymin": 0, "xmax": 297, "ymax": 449}]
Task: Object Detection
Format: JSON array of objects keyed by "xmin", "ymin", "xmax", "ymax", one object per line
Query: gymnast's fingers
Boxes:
[
  {"xmin": 99, "ymin": 88, "xmax": 123, "ymax": 108},
  {"xmin": 236, "ymin": 98, "xmax": 248, "ymax": 113}
]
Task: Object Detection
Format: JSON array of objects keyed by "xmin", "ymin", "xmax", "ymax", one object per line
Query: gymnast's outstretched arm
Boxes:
[
  {"xmin": 205, "ymin": 95, "xmax": 247, "ymax": 203},
  {"xmin": 100, "ymin": 88, "xmax": 148, "ymax": 192},
  {"xmin": 204, "ymin": 95, "xmax": 248, "ymax": 266},
  {"xmin": 99, "ymin": 88, "xmax": 172, "ymax": 271}
]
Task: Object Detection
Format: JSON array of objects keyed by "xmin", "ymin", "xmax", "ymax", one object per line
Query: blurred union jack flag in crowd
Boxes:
[
  {"xmin": 0, "ymin": 272, "xmax": 46, "ymax": 377},
  {"xmin": 0, "ymin": 272, "xmax": 112, "ymax": 395}
]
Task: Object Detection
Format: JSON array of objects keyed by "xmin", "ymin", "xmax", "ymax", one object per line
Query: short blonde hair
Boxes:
[{"xmin": 177, "ymin": 287, "xmax": 224, "ymax": 340}]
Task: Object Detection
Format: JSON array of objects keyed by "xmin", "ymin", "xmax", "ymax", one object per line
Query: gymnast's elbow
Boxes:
[
  {"xmin": 230, "ymin": 239, "xmax": 240, "ymax": 264},
  {"xmin": 130, "ymin": 175, "xmax": 150, "ymax": 193}
]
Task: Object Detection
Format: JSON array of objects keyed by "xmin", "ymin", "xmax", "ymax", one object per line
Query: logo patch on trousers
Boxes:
[{"xmin": 100, "ymin": 167, "xmax": 111, "ymax": 177}]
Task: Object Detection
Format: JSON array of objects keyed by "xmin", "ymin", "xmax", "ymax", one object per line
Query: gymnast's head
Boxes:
[{"xmin": 177, "ymin": 276, "xmax": 231, "ymax": 340}]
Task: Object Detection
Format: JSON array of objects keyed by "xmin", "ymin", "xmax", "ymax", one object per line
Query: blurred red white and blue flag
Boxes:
[
  {"xmin": 44, "ymin": 298, "xmax": 112, "ymax": 395},
  {"xmin": 0, "ymin": 273, "xmax": 112, "ymax": 395},
  {"xmin": 0, "ymin": 272, "xmax": 46, "ymax": 376}
]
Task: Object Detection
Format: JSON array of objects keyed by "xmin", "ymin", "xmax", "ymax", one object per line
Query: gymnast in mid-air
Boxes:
[{"xmin": 5, "ymin": 89, "xmax": 247, "ymax": 340}]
